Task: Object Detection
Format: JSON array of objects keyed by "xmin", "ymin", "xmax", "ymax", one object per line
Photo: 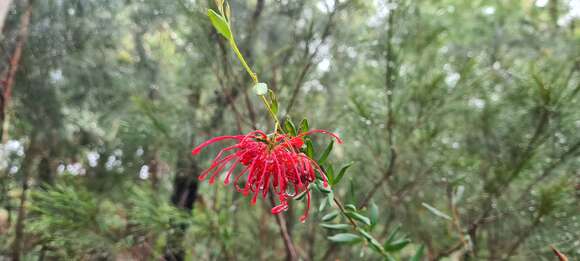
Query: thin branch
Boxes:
[
  {"xmin": 11, "ymin": 137, "xmax": 37, "ymax": 261},
  {"xmin": 1, "ymin": 0, "xmax": 33, "ymax": 142},
  {"xmin": 284, "ymin": 0, "xmax": 343, "ymax": 116},
  {"xmin": 502, "ymin": 215, "xmax": 542, "ymax": 260},
  {"xmin": 268, "ymin": 192, "xmax": 298, "ymax": 261},
  {"xmin": 359, "ymin": 150, "xmax": 396, "ymax": 209},
  {"xmin": 321, "ymin": 195, "xmax": 361, "ymax": 261},
  {"xmin": 468, "ymin": 106, "xmax": 551, "ymax": 254},
  {"xmin": 517, "ymin": 139, "xmax": 580, "ymax": 202},
  {"xmin": 358, "ymin": 0, "xmax": 397, "ymax": 209}
]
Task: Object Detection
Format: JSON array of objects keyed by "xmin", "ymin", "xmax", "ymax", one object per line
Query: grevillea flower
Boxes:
[{"xmin": 191, "ymin": 129, "xmax": 342, "ymax": 222}]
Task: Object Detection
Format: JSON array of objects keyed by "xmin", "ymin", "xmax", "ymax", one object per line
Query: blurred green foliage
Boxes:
[{"xmin": 0, "ymin": 0, "xmax": 578, "ymax": 260}]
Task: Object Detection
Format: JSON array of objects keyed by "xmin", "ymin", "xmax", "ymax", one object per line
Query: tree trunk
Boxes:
[{"xmin": 1, "ymin": 0, "xmax": 33, "ymax": 142}]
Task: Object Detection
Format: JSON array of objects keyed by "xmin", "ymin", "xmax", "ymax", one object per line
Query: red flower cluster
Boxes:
[{"xmin": 191, "ymin": 129, "xmax": 342, "ymax": 222}]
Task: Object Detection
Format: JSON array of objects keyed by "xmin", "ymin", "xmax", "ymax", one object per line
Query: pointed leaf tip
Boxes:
[
  {"xmin": 422, "ymin": 202, "xmax": 452, "ymax": 220},
  {"xmin": 207, "ymin": 9, "xmax": 232, "ymax": 40},
  {"xmin": 327, "ymin": 233, "xmax": 362, "ymax": 244}
]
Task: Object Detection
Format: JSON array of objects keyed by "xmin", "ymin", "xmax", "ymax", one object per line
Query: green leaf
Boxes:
[
  {"xmin": 325, "ymin": 164, "xmax": 335, "ymax": 185},
  {"xmin": 131, "ymin": 96, "xmax": 170, "ymax": 138},
  {"xmin": 299, "ymin": 118, "xmax": 309, "ymax": 133},
  {"xmin": 305, "ymin": 139, "xmax": 314, "ymax": 158},
  {"xmin": 349, "ymin": 179, "xmax": 357, "ymax": 202},
  {"xmin": 327, "ymin": 233, "xmax": 363, "ymax": 244},
  {"xmin": 385, "ymin": 254, "xmax": 397, "ymax": 261},
  {"xmin": 421, "ymin": 202, "xmax": 452, "ymax": 220},
  {"xmin": 320, "ymin": 223, "xmax": 350, "ymax": 230},
  {"xmin": 284, "ymin": 118, "xmax": 297, "ymax": 136},
  {"xmin": 316, "ymin": 180, "xmax": 332, "ymax": 194},
  {"xmin": 349, "ymin": 96, "xmax": 370, "ymax": 120},
  {"xmin": 358, "ymin": 229, "xmax": 384, "ymax": 255},
  {"xmin": 346, "ymin": 211, "xmax": 371, "ymax": 226},
  {"xmin": 268, "ymin": 90, "xmax": 278, "ymax": 114},
  {"xmin": 386, "ymin": 224, "xmax": 401, "ymax": 243},
  {"xmin": 333, "ymin": 162, "xmax": 354, "ymax": 185},
  {"xmin": 253, "ymin": 82, "xmax": 268, "ymax": 96},
  {"xmin": 317, "ymin": 140, "xmax": 334, "ymax": 164},
  {"xmin": 411, "ymin": 245, "xmax": 425, "ymax": 261},
  {"xmin": 207, "ymin": 9, "xmax": 231, "ymax": 40},
  {"xmin": 370, "ymin": 202, "xmax": 379, "ymax": 226},
  {"xmin": 321, "ymin": 211, "xmax": 339, "ymax": 222},
  {"xmin": 384, "ymin": 239, "xmax": 411, "ymax": 252},
  {"xmin": 344, "ymin": 204, "xmax": 357, "ymax": 212}
]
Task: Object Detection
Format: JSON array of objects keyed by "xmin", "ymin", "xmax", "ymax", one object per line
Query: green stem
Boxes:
[
  {"xmin": 260, "ymin": 95, "xmax": 281, "ymax": 131},
  {"xmin": 229, "ymin": 38, "xmax": 258, "ymax": 84},
  {"xmin": 333, "ymin": 197, "xmax": 359, "ymax": 229},
  {"xmin": 228, "ymin": 37, "xmax": 281, "ymax": 130}
]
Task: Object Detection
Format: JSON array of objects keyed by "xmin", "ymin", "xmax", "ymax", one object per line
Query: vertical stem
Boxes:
[
  {"xmin": 358, "ymin": 0, "xmax": 397, "ymax": 209},
  {"xmin": 268, "ymin": 191, "xmax": 298, "ymax": 261},
  {"xmin": 229, "ymin": 38, "xmax": 258, "ymax": 84},
  {"xmin": 1, "ymin": 0, "xmax": 33, "ymax": 142},
  {"xmin": 228, "ymin": 36, "xmax": 281, "ymax": 130},
  {"xmin": 12, "ymin": 138, "xmax": 37, "ymax": 261}
]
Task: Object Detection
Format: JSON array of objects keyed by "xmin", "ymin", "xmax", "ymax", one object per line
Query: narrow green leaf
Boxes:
[
  {"xmin": 349, "ymin": 179, "xmax": 356, "ymax": 202},
  {"xmin": 317, "ymin": 140, "xmax": 334, "ymax": 164},
  {"xmin": 305, "ymin": 139, "xmax": 314, "ymax": 158},
  {"xmin": 131, "ymin": 96, "xmax": 170, "ymax": 138},
  {"xmin": 321, "ymin": 211, "xmax": 339, "ymax": 222},
  {"xmin": 284, "ymin": 118, "xmax": 297, "ymax": 136},
  {"xmin": 385, "ymin": 254, "xmax": 397, "ymax": 261},
  {"xmin": 268, "ymin": 90, "xmax": 278, "ymax": 114},
  {"xmin": 411, "ymin": 245, "xmax": 425, "ymax": 261},
  {"xmin": 320, "ymin": 223, "xmax": 350, "ymax": 230},
  {"xmin": 299, "ymin": 118, "xmax": 309, "ymax": 133},
  {"xmin": 386, "ymin": 224, "xmax": 401, "ymax": 243},
  {"xmin": 358, "ymin": 229, "xmax": 384, "ymax": 255},
  {"xmin": 349, "ymin": 96, "xmax": 370, "ymax": 120},
  {"xmin": 384, "ymin": 239, "xmax": 411, "ymax": 252},
  {"xmin": 207, "ymin": 9, "xmax": 231, "ymax": 40},
  {"xmin": 346, "ymin": 211, "xmax": 371, "ymax": 226},
  {"xmin": 316, "ymin": 181, "xmax": 332, "ymax": 194},
  {"xmin": 421, "ymin": 202, "xmax": 452, "ymax": 220},
  {"xmin": 325, "ymin": 164, "xmax": 335, "ymax": 185},
  {"xmin": 370, "ymin": 202, "xmax": 379, "ymax": 226},
  {"xmin": 344, "ymin": 204, "xmax": 357, "ymax": 212},
  {"xmin": 327, "ymin": 233, "xmax": 362, "ymax": 244},
  {"xmin": 333, "ymin": 162, "xmax": 354, "ymax": 185}
]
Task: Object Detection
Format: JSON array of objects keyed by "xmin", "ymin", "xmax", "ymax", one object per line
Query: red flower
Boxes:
[{"xmin": 191, "ymin": 129, "xmax": 342, "ymax": 222}]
